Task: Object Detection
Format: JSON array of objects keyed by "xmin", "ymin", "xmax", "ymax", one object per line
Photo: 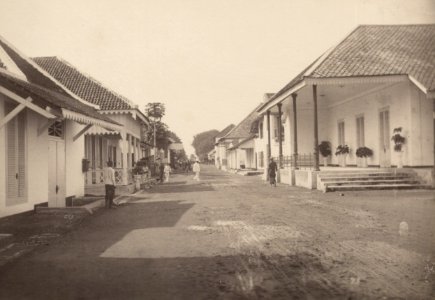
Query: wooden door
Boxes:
[
  {"xmin": 48, "ymin": 140, "xmax": 65, "ymax": 207},
  {"xmin": 379, "ymin": 109, "xmax": 391, "ymax": 167},
  {"xmin": 6, "ymin": 106, "xmax": 26, "ymax": 206}
]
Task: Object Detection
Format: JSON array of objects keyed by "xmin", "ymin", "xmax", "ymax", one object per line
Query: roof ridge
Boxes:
[
  {"xmin": 223, "ymin": 102, "xmax": 261, "ymax": 139},
  {"xmin": 35, "ymin": 56, "xmax": 138, "ymax": 110}
]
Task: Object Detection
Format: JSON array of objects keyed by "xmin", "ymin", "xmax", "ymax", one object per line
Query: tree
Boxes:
[
  {"xmin": 192, "ymin": 129, "xmax": 219, "ymax": 161},
  {"xmin": 145, "ymin": 102, "xmax": 167, "ymax": 150},
  {"xmin": 145, "ymin": 102, "xmax": 166, "ymax": 120}
]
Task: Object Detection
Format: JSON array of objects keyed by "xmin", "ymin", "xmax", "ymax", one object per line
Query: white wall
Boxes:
[
  {"xmin": 280, "ymin": 81, "xmax": 432, "ymax": 167},
  {"xmin": 409, "ymin": 83, "xmax": 434, "ymax": 166},
  {"xmin": 65, "ymin": 120, "xmax": 85, "ymax": 198},
  {"xmin": 0, "ymin": 99, "xmax": 50, "ymax": 218}
]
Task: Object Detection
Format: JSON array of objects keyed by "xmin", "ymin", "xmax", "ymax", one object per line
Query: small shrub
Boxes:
[
  {"xmin": 391, "ymin": 127, "xmax": 405, "ymax": 152},
  {"xmin": 356, "ymin": 146, "xmax": 373, "ymax": 158},
  {"xmin": 335, "ymin": 144, "xmax": 350, "ymax": 156},
  {"xmin": 318, "ymin": 141, "xmax": 332, "ymax": 157}
]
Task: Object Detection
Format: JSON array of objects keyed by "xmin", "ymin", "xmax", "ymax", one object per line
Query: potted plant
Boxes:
[
  {"xmin": 335, "ymin": 144, "xmax": 350, "ymax": 167},
  {"xmin": 391, "ymin": 127, "xmax": 406, "ymax": 168},
  {"xmin": 355, "ymin": 146, "xmax": 373, "ymax": 168},
  {"xmin": 318, "ymin": 141, "xmax": 332, "ymax": 167}
]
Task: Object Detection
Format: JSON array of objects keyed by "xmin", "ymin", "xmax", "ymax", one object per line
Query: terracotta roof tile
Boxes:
[
  {"xmin": 312, "ymin": 25, "xmax": 435, "ymax": 91},
  {"xmin": 33, "ymin": 56, "xmax": 135, "ymax": 110},
  {"xmin": 224, "ymin": 103, "xmax": 262, "ymax": 140}
]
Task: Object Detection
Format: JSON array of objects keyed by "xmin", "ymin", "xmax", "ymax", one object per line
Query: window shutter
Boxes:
[
  {"xmin": 7, "ymin": 117, "xmax": 18, "ymax": 198},
  {"xmin": 17, "ymin": 112, "xmax": 26, "ymax": 197}
]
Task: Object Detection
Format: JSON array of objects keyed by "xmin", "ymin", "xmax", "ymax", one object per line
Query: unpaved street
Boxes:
[{"xmin": 0, "ymin": 166, "xmax": 434, "ymax": 299}]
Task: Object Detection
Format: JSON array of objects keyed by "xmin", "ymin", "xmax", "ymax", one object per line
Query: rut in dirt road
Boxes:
[{"xmin": 0, "ymin": 165, "xmax": 434, "ymax": 299}]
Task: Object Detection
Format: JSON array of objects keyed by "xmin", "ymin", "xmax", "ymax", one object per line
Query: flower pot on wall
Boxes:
[
  {"xmin": 397, "ymin": 152, "xmax": 403, "ymax": 168},
  {"xmin": 323, "ymin": 156, "xmax": 329, "ymax": 167},
  {"xmin": 339, "ymin": 154, "xmax": 347, "ymax": 167},
  {"xmin": 359, "ymin": 157, "xmax": 368, "ymax": 168}
]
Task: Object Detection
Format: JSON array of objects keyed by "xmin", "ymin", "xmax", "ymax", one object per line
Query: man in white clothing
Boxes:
[
  {"xmin": 193, "ymin": 160, "xmax": 200, "ymax": 181},
  {"xmin": 103, "ymin": 161, "xmax": 116, "ymax": 208}
]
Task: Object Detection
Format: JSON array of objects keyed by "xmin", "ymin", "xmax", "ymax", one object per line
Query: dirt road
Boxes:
[{"xmin": 0, "ymin": 165, "xmax": 434, "ymax": 299}]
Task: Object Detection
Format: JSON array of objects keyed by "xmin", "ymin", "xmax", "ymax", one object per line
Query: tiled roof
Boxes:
[
  {"xmin": 312, "ymin": 25, "xmax": 435, "ymax": 91},
  {"xmin": 216, "ymin": 124, "xmax": 235, "ymax": 139},
  {"xmin": 224, "ymin": 103, "xmax": 262, "ymax": 139},
  {"xmin": 33, "ymin": 56, "xmax": 135, "ymax": 110},
  {"xmin": 0, "ymin": 70, "xmax": 119, "ymax": 126},
  {"xmin": 267, "ymin": 24, "xmax": 435, "ymax": 105}
]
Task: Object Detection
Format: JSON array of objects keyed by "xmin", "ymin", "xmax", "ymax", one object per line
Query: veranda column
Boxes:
[
  {"xmin": 292, "ymin": 93, "xmax": 298, "ymax": 170},
  {"xmin": 121, "ymin": 133, "xmax": 129, "ymax": 185},
  {"xmin": 312, "ymin": 85, "xmax": 320, "ymax": 171},
  {"xmin": 277, "ymin": 103, "xmax": 283, "ymax": 168}
]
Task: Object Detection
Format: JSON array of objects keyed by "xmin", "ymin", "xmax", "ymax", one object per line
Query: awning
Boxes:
[{"xmin": 84, "ymin": 125, "xmax": 120, "ymax": 136}]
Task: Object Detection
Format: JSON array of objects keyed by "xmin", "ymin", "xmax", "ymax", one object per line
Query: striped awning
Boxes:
[{"xmin": 84, "ymin": 125, "xmax": 120, "ymax": 136}]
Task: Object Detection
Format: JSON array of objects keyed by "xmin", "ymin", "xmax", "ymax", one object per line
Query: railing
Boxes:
[
  {"xmin": 85, "ymin": 168, "xmax": 133, "ymax": 185},
  {"xmin": 272, "ymin": 153, "xmax": 315, "ymax": 169}
]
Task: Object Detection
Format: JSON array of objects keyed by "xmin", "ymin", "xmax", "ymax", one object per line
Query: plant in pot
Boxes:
[
  {"xmin": 318, "ymin": 141, "xmax": 332, "ymax": 167},
  {"xmin": 355, "ymin": 146, "xmax": 373, "ymax": 168},
  {"xmin": 335, "ymin": 144, "xmax": 350, "ymax": 167},
  {"xmin": 391, "ymin": 127, "xmax": 405, "ymax": 168}
]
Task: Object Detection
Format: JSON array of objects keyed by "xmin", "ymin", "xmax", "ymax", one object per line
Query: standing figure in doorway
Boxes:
[
  {"xmin": 193, "ymin": 160, "xmax": 201, "ymax": 181},
  {"xmin": 268, "ymin": 158, "xmax": 278, "ymax": 187},
  {"xmin": 103, "ymin": 161, "xmax": 116, "ymax": 208}
]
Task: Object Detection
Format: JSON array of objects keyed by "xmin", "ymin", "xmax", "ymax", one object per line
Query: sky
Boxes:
[{"xmin": 1, "ymin": 0, "xmax": 434, "ymax": 155}]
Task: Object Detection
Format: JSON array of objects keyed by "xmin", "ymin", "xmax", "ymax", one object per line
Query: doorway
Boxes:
[{"xmin": 379, "ymin": 108, "xmax": 391, "ymax": 167}]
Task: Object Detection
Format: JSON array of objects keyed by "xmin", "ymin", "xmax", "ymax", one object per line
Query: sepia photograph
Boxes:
[{"xmin": 0, "ymin": 0, "xmax": 434, "ymax": 298}]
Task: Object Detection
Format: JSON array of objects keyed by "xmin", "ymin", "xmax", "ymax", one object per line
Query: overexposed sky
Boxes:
[{"xmin": 1, "ymin": 0, "xmax": 434, "ymax": 155}]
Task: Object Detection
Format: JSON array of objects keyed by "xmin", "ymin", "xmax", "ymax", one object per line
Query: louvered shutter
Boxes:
[
  {"xmin": 6, "ymin": 115, "xmax": 18, "ymax": 198},
  {"xmin": 17, "ymin": 112, "xmax": 25, "ymax": 197}
]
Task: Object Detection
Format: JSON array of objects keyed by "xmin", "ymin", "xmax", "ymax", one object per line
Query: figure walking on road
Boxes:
[
  {"xmin": 103, "ymin": 161, "xmax": 116, "ymax": 208},
  {"xmin": 193, "ymin": 160, "xmax": 201, "ymax": 181},
  {"xmin": 268, "ymin": 158, "xmax": 278, "ymax": 187},
  {"xmin": 164, "ymin": 163, "xmax": 172, "ymax": 182}
]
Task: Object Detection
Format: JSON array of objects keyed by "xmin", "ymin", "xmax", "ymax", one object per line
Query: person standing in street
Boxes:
[
  {"xmin": 193, "ymin": 160, "xmax": 201, "ymax": 181},
  {"xmin": 103, "ymin": 161, "xmax": 116, "ymax": 208},
  {"xmin": 159, "ymin": 160, "xmax": 165, "ymax": 183},
  {"xmin": 164, "ymin": 163, "xmax": 172, "ymax": 182},
  {"xmin": 268, "ymin": 158, "xmax": 278, "ymax": 187}
]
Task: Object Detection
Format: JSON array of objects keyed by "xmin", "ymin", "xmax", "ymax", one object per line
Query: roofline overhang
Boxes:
[
  {"xmin": 257, "ymin": 80, "xmax": 305, "ymax": 114},
  {"xmin": 0, "ymin": 85, "xmax": 57, "ymax": 119},
  {"xmin": 61, "ymin": 108, "xmax": 122, "ymax": 131},
  {"xmin": 0, "ymin": 37, "xmax": 101, "ymax": 110},
  {"xmin": 258, "ymin": 74, "xmax": 411, "ymax": 114}
]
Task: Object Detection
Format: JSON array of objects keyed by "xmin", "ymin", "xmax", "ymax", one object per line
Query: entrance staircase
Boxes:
[{"xmin": 317, "ymin": 169, "xmax": 430, "ymax": 192}]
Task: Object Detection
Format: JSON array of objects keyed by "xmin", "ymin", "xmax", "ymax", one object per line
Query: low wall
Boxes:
[
  {"xmin": 279, "ymin": 169, "xmax": 292, "ymax": 185},
  {"xmin": 295, "ymin": 170, "xmax": 318, "ymax": 189}
]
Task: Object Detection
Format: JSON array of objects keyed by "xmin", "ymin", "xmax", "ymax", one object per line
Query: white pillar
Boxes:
[{"xmin": 121, "ymin": 133, "xmax": 129, "ymax": 185}]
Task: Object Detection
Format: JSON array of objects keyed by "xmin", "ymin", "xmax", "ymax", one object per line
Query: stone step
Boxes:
[
  {"xmin": 318, "ymin": 172, "xmax": 410, "ymax": 179},
  {"xmin": 320, "ymin": 175, "xmax": 413, "ymax": 182},
  {"xmin": 324, "ymin": 179, "xmax": 420, "ymax": 186},
  {"xmin": 326, "ymin": 183, "xmax": 430, "ymax": 192}
]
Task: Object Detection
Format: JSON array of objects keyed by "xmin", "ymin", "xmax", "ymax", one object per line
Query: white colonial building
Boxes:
[
  {"xmin": 256, "ymin": 25, "xmax": 435, "ymax": 190},
  {"xmin": 0, "ymin": 35, "xmax": 121, "ymax": 217},
  {"xmin": 33, "ymin": 57, "xmax": 150, "ymax": 188}
]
